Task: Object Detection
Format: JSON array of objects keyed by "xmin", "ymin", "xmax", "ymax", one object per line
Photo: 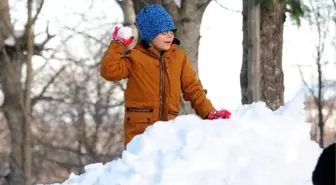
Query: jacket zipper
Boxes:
[{"xmin": 159, "ymin": 54, "xmax": 165, "ymax": 120}]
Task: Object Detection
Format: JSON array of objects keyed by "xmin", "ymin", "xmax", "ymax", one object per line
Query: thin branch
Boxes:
[
  {"xmin": 63, "ymin": 25, "xmax": 109, "ymax": 47},
  {"xmin": 31, "ymin": 65, "xmax": 67, "ymax": 106},
  {"xmin": 32, "ymin": 96, "xmax": 68, "ymax": 103},
  {"xmin": 35, "ymin": 95, "xmax": 123, "ymax": 108},
  {"xmin": 33, "ymin": 34, "xmax": 75, "ymax": 77},
  {"xmin": 35, "ymin": 152, "xmax": 83, "ymax": 169},
  {"xmin": 212, "ymin": 0, "xmax": 240, "ymax": 13},
  {"xmin": 298, "ymin": 66, "xmax": 315, "ymax": 96},
  {"xmin": 36, "ymin": 138, "xmax": 82, "ymax": 155},
  {"xmin": 35, "ymin": 137, "xmax": 117, "ymax": 161},
  {"xmin": 32, "ymin": 0, "xmax": 45, "ymax": 24},
  {"xmin": 37, "ymin": 22, "xmax": 56, "ymax": 50}
]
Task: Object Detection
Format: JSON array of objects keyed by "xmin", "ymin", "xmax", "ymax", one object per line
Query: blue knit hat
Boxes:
[{"xmin": 136, "ymin": 4, "xmax": 176, "ymax": 44}]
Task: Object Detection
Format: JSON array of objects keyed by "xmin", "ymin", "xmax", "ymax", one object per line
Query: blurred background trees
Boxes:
[{"xmin": 0, "ymin": 0, "xmax": 335, "ymax": 184}]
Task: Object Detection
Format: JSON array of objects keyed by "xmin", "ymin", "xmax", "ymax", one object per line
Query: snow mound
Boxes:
[{"xmin": 50, "ymin": 95, "xmax": 322, "ymax": 185}]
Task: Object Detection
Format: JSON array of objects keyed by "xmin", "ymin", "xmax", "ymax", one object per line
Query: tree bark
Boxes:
[
  {"xmin": 241, "ymin": 0, "xmax": 285, "ymax": 111},
  {"xmin": 23, "ymin": 0, "xmax": 33, "ymax": 184},
  {"xmin": 132, "ymin": 0, "xmax": 211, "ymax": 115},
  {"xmin": 0, "ymin": 0, "xmax": 12, "ymax": 42},
  {"xmin": 0, "ymin": 0, "xmax": 33, "ymax": 184},
  {"xmin": 0, "ymin": 1, "xmax": 25, "ymax": 184},
  {"xmin": 1, "ymin": 55, "xmax": 25, "ymax": 185},
  {"xmin": 241, "ymin": 0, "xmax": 248, "ymax": 104},
  {"xmin": 259, "ymin": 0, "xmax": 285, "ymax": 110},
  {"xmin": 241, "ymin": 0, "xmax": 261, "ymax": 105}
]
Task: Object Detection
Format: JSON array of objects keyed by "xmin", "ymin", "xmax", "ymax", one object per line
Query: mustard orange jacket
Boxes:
[{"xmin": 100, "ymin": 39, "xmax": 215, "ymax": 147}]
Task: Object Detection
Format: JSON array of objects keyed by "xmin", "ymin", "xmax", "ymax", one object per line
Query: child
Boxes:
[
  {"xmin": 100, "ymin": 4, "xmax": 231, "ymax": 149},
  {"xmin": 312, "ymin": 142, "xmax": 335, "ymax": 185}
]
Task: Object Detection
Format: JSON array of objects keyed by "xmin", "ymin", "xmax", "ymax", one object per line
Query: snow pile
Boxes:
[{"xmin": 50, "ymin": 94, "xmax": 322, "ymax": 185}]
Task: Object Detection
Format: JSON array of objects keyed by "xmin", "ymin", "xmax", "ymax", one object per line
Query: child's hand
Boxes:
[
  {"xmin": 112, "ymin": 26, "xmax": 134, "ymax": 46},
  {"xmin": 207, "ymin": 109, "xmax": 231, "ymax": 120}
]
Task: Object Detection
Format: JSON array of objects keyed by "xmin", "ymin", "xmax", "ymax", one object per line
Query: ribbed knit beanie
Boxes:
[{"xmin": 136, "ymin": 4, "xmax": 176, "ymax": 44}]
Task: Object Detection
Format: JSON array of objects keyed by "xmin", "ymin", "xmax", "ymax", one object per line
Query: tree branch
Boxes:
[
  {"xmin": 212, "ymin": 0, "xmax": 240, "ymax": 13},
  {"xmin": 35, "ymin": 136, "xmax": 117, "ymax": 162},
  {"xmin": 63, "ymin": 25, "xmax": 112, "ymax": 47},
  {"xmin": 34, "ymin": 22, "xmax": 56, "ymax": 54},
  {"xmin": 35, "ymin": 152, "xmax": 83, "ymax": 170},
  {"xmin": 31, "ymin": 65, "xmax": 66, "ymax": 106},
  {"xmin": 32, "ymin": 0, "xmax": 45, "ymax": 24}
]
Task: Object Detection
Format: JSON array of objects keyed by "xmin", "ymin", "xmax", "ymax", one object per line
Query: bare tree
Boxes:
[
  {"xmin": 28, "ymin": 7, "xmax": 125, "ymax": 183},
  {"xmin": 241, "ymin": 0, "xmax": 307, "ymax": 110},
  {"xmin": 0, "ymin": 0, "xmax": 127, "ymax": 184},
  {"xmin": 32, "ymin": 63, "xmax": 124, "ymax": 182},
  {"xmin": 0, "ymin": 0, "xmax": 52, "ymax": 184},
  {"xmin": 258, "ymin": 0, "xmax": 287, "ymax": 111},
  {"xmin": 299, "ymin": 0, "xmax": 336, "ymax": 148},
  {"xmin": 241, "ymin": 0, "xmax": 286, "ymax": 110},
  {"xmin": 0, "ymin": 0, "xmax": 74, "ymax": 184}
]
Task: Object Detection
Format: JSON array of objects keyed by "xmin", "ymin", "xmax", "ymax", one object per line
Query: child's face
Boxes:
[{"xmin": 150, "ymin": 30, "xmax": 175, "ymax": 51}]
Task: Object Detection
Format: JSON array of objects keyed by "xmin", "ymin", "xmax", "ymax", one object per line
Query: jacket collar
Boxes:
[{"xmin": 134, "ymin": 38, "xmax": 180, "ymax": 58}]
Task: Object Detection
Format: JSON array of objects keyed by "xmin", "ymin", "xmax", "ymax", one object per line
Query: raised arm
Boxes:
[{"xmin": 100, "ymin": 26, "xmax": 134, "ymax": 81}]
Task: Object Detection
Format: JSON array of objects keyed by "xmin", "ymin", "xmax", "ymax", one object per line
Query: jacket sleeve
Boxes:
[
  {"xmin": 180, "ymin": 53, "xmax": 215, "ymax": 119},
  {"xmin": 100, "ymin": 40, "xmax": 131, "ymax": 81}
]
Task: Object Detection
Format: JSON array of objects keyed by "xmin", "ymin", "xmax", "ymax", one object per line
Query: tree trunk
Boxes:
[
  {"xmin": 0, "ymin": 0, "xmax": 12, "ymax": 42},
  {"xmin": 0, "ymin": 0, "xmax": 32, "ymax": 184},
  {"xmin": 259, "ymin": 0, "xmax": 285, "ymax": 110},
  {"xmin": 241, "ymin": 0, "xmax": 261, "ymax": 105},
  {"xmin": 0, "ymin": 0, "xmax": 26, "ymax": 184},
  {"xmin": 241, "ymin": 0, "xmax": 285, "ymax": 111},
  {"xmin": 132, "ymin": 0, "xmax": 211, "ymax": 115},
  {"xmin": 23, "ymin": 0, "xmax": 33, "ymax": 184},
  {"xmin": 1, "ymin": 54, "xmax": 25, "ymax": 185}
]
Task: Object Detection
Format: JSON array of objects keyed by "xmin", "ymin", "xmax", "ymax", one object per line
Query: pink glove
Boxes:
[
  {"xmin": 207, "ymin": 109, "xmax": 231, "ymax": 120},
  {"xmin": 112, "ymin": 26, "xmax": 134, "ymax": 47}
]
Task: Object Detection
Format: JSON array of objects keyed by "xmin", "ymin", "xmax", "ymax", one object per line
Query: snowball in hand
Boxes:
[{"xmin": 118, "ymin": 26, "xmax": 133, "ymax": 39}]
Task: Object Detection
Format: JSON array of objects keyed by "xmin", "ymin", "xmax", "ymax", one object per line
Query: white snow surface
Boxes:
[{"xmin": 48, "ymin": 94, "xmax": 322, "ymax": 185}]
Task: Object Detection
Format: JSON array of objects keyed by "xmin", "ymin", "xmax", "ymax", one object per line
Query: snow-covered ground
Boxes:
[{"xmin": 46, "ymin": 93, "xmax": 322, "ymax": 185}]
